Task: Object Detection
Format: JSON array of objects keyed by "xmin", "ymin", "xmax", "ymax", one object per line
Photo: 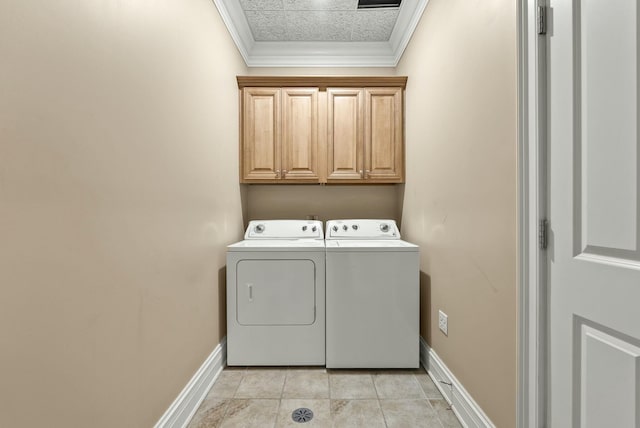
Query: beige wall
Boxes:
[
  {"xmin": 246, "ymin": 185, "xmax": 400, "ymax": 225},
  {"xmin": 0, "ymin": 1, "xmax": 246, "ymax": 426},
  {"xmin": 397, "ymin": 0, "xmax": 517, "ymax": 427}
]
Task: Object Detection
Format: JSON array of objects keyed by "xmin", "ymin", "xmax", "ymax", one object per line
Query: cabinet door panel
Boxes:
[
  {"xmin": 242, "ymin": 88, "xmax": 281, "ymax": 180},
  {"xmin": 327, "ymin": 89, "xmax": 364, "ymax": 181},
  {"xmin": 365, "ymin": 88, "xmax": 403, "ymax": 182},
  {"xmin": 282, "ymin": 88, "xmax": 319, "ymax": 180}
]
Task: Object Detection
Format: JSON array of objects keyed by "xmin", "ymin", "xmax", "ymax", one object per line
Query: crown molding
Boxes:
[
  {"xmin": 212, "ymin": 0, "xmax": 430, "ymax": 67},
  {"xmin": 390, "ymin": 0, "xmax": 430, "ymax": 64},
  {"xmin": 236, "ymin": 75, "xmax": 408, "ymax": 89}
]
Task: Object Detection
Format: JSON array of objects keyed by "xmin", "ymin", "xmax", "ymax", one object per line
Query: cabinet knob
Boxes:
[
  {"xmin": 359, "ymin": 170, "xmax": 363, "ymax": 178},
  {"xmin": 276, "ymin": 169, "xmax": 280, "ymax": 178}
]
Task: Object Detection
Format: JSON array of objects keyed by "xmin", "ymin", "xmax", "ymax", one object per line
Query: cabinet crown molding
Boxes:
[{"xmin": 237, "ymin": 76, "xmax": 407, "ymax": 90}]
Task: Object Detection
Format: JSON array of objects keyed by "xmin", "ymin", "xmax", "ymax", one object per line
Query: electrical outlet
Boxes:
[{"xmin": 438, "ymin": 310, "xmax": 448, "ymax": 336}]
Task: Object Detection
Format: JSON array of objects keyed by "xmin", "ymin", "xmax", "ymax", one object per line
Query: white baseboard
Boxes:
[
  {"xmin": 420, "ymin": 337, "xmax": 496, "ymax": 428},
  {"xmin": 154, "ymin": 337, "xmax": 227, "ymax": 428}
]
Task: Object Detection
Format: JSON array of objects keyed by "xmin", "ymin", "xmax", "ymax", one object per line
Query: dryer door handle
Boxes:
[{"xmin": 247, "ymin": 283, "xmax": 253, "ymax": 302}]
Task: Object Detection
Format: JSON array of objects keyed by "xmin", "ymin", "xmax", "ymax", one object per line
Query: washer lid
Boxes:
[
  {"xmin": 325, "ymin": 219, "xmax": 400, "ymax": 240},
  {"xmin": 245, "ymin": 220, "xmax": 324, "ymax": 240},
  {"xmin": 325, "ymin": 239, "xmax": 418, "ymax": 252}
]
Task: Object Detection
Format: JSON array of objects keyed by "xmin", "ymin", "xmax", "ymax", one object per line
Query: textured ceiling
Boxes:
[
  {"xmin": 240, "ymin": 0, "xmax": 400, "ymax": 42},
  {"xmin": 212, "ymin": 0, "xmax": 429, "ymax": 67}
]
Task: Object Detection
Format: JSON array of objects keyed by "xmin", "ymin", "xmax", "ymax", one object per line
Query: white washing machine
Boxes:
[
  {"xmin": 325, "ymin": 219, "xmax": 419, "ymax": 368},
  {"xmin": 226, "ymin": 220, "xmax": 325, "ymax": 366}
]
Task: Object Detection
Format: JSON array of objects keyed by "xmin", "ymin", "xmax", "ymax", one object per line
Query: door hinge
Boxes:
[
  {"xmin": 539, "ymin": 219, "xmax": 548, "ymax": 250},
  {"xmin": 537, "ymin": 6, "xmax": 547, "ymax": 35}
]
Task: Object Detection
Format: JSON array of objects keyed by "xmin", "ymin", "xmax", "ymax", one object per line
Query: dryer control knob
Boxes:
[
  {"xmin": 312, "ymin": 226, "xmax": 317, "ymax": 232},
  {"xmin": 302, "ymin": 225, "xmax": 308, "ymax": 231},
  {"xmin": 380, "ymin": 223, "xmax": 390, "ymax": 233},
  {"xmin": 332, "ymin": 225, "xmax": 338, "ymax": 232},
  {"xmin": 343, "ymin": 225, "xmax": 348, "ymax": 231},
  {"xmin": 352, "ymin": 224, "xmax": 358, "ymax": 230},
  {"xmin": 255, "ymin": 224, "xmax": 265, "ymax": 233}
]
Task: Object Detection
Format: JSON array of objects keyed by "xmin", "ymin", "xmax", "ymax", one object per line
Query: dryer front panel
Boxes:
[{"xmin": 236, "ymin": 259, "xmax": 316, "ymax": 326}]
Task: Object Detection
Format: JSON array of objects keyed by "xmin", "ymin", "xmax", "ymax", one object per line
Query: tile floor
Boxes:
[{"xmin": 188, "ymin": 366, "xmax": 462, "ymax": 428}]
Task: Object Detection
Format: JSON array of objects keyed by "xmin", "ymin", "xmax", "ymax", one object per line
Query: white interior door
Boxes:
[{"xmin": 548, "ymin": 0, "xmax": 640, "ymax": 426}]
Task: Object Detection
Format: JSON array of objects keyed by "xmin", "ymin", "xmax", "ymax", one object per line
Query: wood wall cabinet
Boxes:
[
  {"xmin": 242, "ymin": 88, "xmax": 280, "ymax": 181},
  {"xmin": 326, "ymin": 87, "xmax": 403, "ymax": 183},
  {"xmin": 364, "ymin": 87, "xmax": 403, "ymax": 182},
  {"xmin": 282, "ymin": 88, "xmax": 320, "ymax": 181},
  {"xmin": 238, "ymin": 76, "xmax": 406, "ymax": 184},
  {"xmin": 327, "ymin": 88, "xmax": 364, "ymax": 181},
  {"xmin": 241, "ymin": 87, "xmax": 320, "ymax": 183}
]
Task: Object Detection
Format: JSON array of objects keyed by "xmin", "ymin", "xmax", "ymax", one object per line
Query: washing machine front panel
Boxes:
[
  {"xmin": 326, "ymin": 250, "xmax": 419, "ymax": 368},
  {"xmin": 236, "ymin": 259, "xmax": 316, "ymax": 326}
]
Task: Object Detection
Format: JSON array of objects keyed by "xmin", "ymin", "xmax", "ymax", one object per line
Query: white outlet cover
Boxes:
[{"xmin": 438, "ymin": 310, "xmax": 448, "ymax": 336}]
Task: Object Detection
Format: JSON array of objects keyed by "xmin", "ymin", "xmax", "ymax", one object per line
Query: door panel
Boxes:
[
  {"xmin": 365, "ymin": 88, "xmax": 403, "ymax": 181},
  {"xmin": 282, "ymin": 88, "xmax": 319, "ymax": 180},
  {"xmin": 576, "ymin": 320, "xmax": 640, "ymax": 428},
  {"xmin": 327, "ymin": 88, "xmax": 363, "ymax": 181},
  {"xmin": 549, "ymin": 0, "xmax": 640, "ymax": 426},
  {"xmin": 242, "ymin": 88, "xmax": 281, "ymax": 180},
  {"xmin": 574, "ymin": 0, "xmax": 640, "ymax": 262}
]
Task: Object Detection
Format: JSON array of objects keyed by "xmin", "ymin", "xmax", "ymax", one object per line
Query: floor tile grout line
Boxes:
[
  {"xmin": 230, "ymin": 367, "xmax": 244, "ymax": 399},
  {"xmin": 273, "ymin": 367, "xmax": 286, "ymax": 428},
  {"xmin": 411, "ymin": 373, "xmax": 428, "ymax": 400},
  {"xmin": 370, "ymin": 372, "xmax": 391, "ymax": 427},
  {"xmin": 377, "ymin": 396, "xmax": 390, "ymax": 428},
  {"xmin": 371, "ymin": 372, "xmax": 381, "ymax": 400},
  {"xmin": 217, "ymin": 367, "xmax": 245, "ymax": 426},
  {"xmin": 273, "ymin": 398, "xmax": 282, "ymax": 428},
  {"xmin": 216, "ymin": 399, "xmax": 232, "ymax": 428}
]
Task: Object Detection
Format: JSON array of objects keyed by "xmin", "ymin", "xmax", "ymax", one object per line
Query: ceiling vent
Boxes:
[{"xmin": 357, "ymin": 0, "xmax": 402, "ymax": 9}]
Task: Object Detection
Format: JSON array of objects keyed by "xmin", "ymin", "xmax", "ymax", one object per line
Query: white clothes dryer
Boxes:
[
  {"xmin": 325, "ymin": 219, "xmax": 419, "ymax": 368},
  {"xmin": 226, "ymin": 220, "xmax": 325, "ymax": 366}
]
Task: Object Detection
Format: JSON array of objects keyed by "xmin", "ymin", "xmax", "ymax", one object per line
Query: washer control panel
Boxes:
[
  {"xmin": 245, "ymin": 220, "xmax": 324, "ymax": 239},
  {"xmin": 325, "ymin": 219, "xmax": 400, "ymax": 239}
]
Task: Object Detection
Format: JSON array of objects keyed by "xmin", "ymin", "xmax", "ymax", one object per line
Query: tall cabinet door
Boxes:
[
  {"xmin": 364, "ymin": 88, "xmax": 403, "ymax": 182},
  {"xmin": 242, "ymin": 88, "xmax": 281, "ymax": 181},
  {"xmin": 282, "ymin": 88, "xmax": 319, "ymax": 181},
  {"xmin": 327, "ymin": 88, "xmax": 364, "ymax": 181}
]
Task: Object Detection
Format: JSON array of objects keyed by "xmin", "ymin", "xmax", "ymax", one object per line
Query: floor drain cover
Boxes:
[{"xmin": 291, "ymin": 407, "xmax": 314, "ymax": 423}]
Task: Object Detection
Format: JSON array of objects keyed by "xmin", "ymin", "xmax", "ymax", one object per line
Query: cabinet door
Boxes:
[
  {"xmin": 282, "ymin": 88, "xmax": 319, "ymax": 181},
  {"xmin": 327, "ymin": 88, "xmax": 364, "ymax": 181},
  {"xmin": 242, "ymin": 88, "xmax": 281, "ymax": 181},
  {"xmin": 364, "ymin": 88, "xmax": 403, "ymax": 182}
]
